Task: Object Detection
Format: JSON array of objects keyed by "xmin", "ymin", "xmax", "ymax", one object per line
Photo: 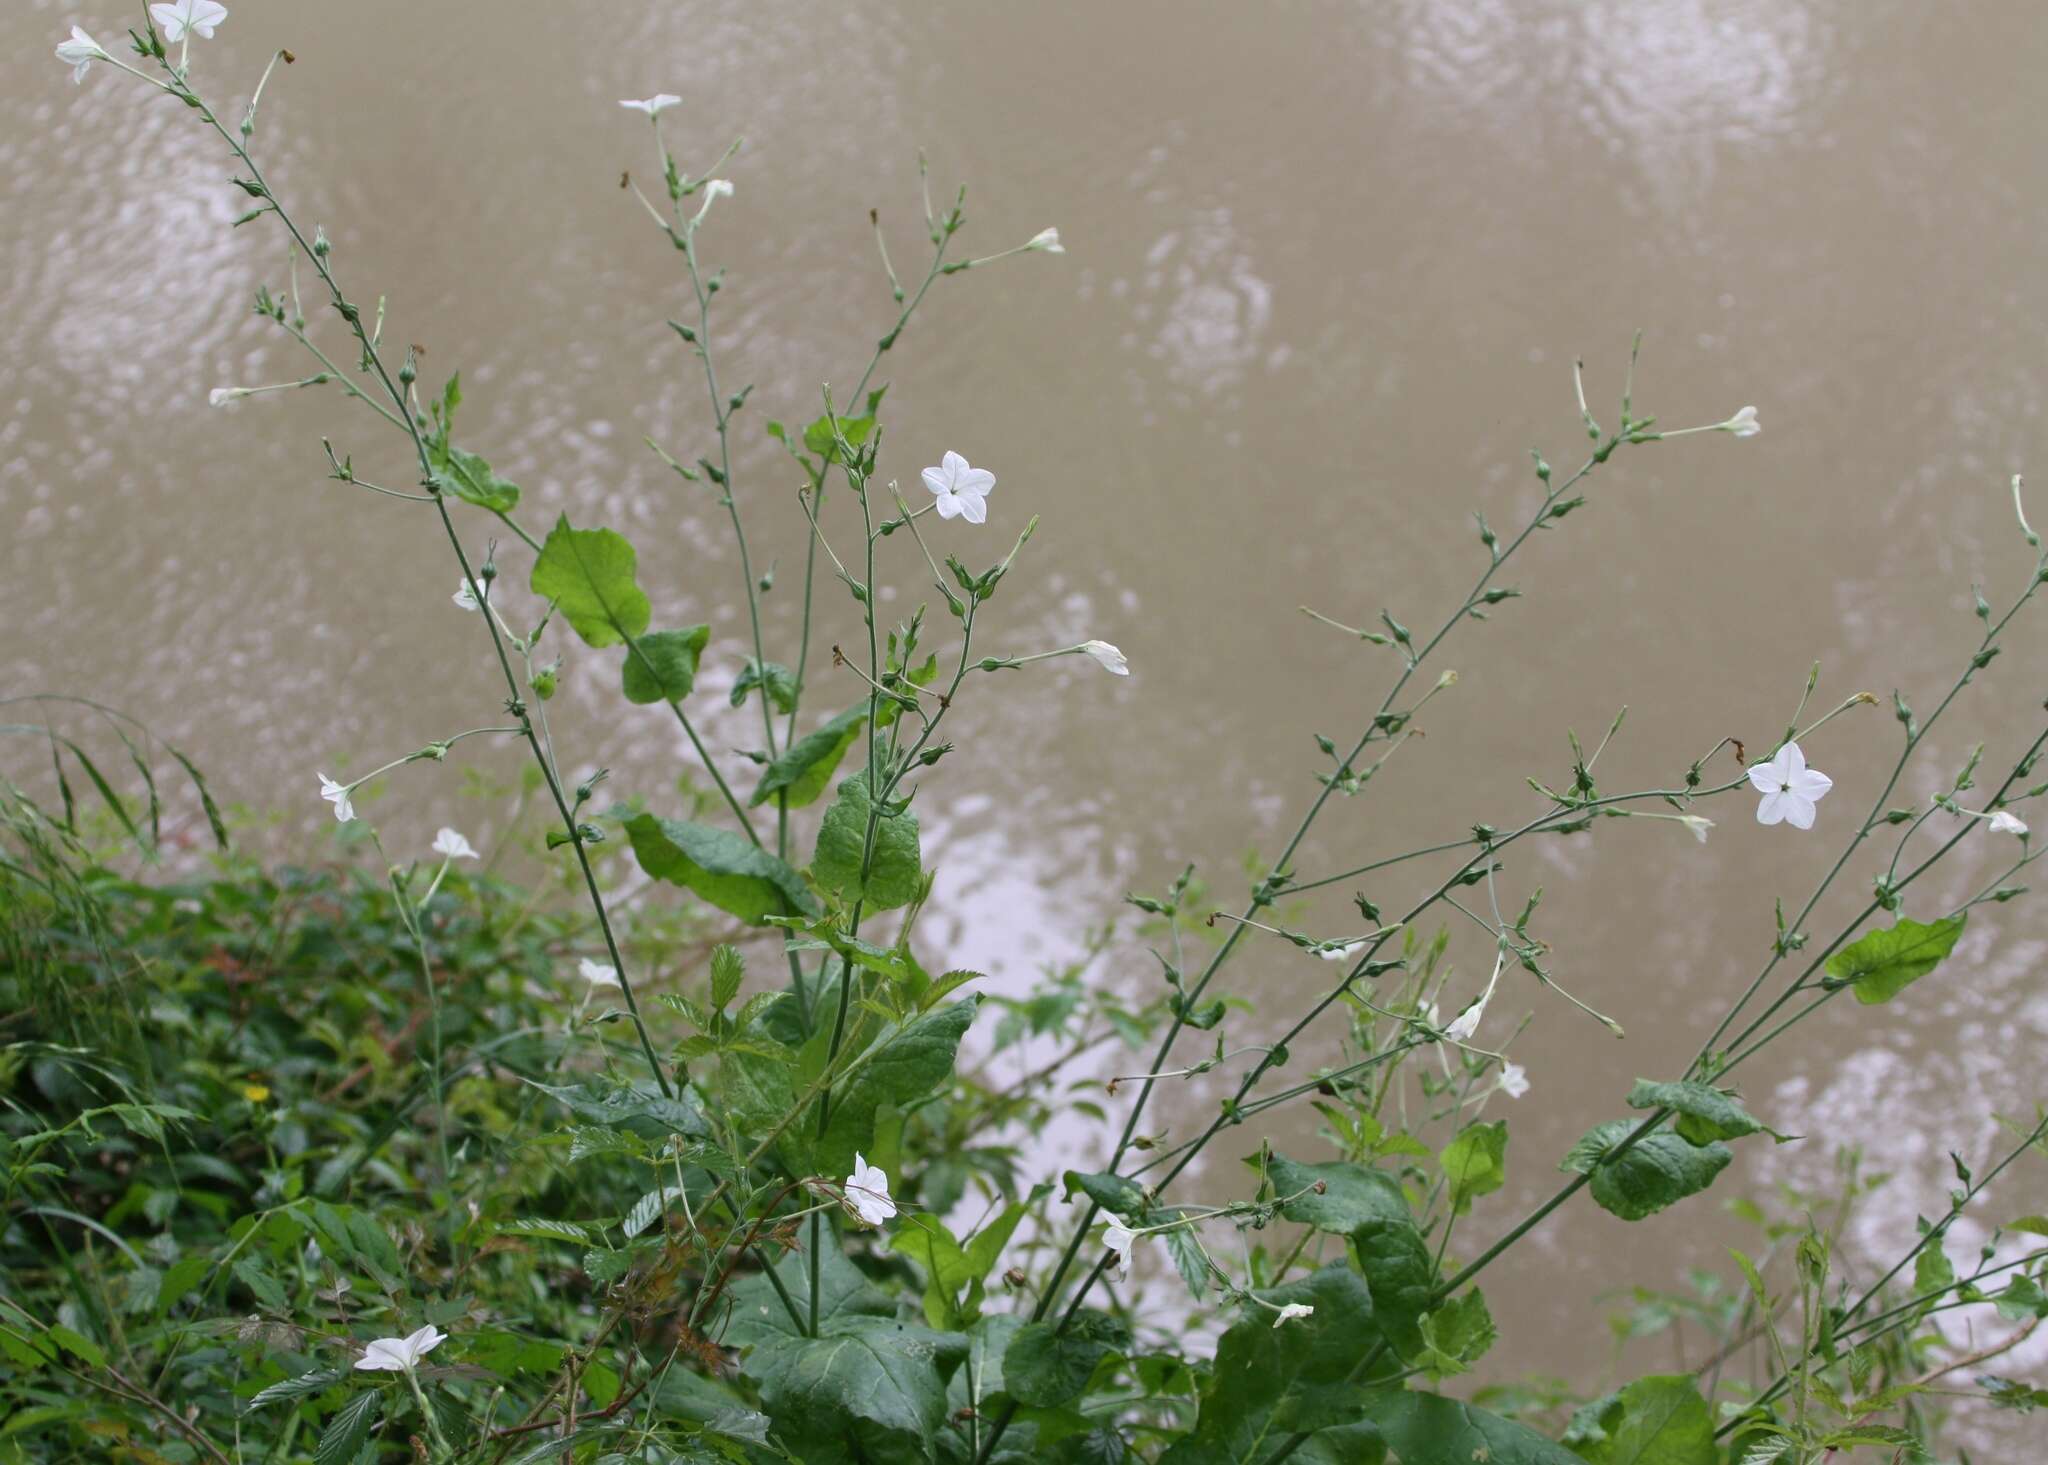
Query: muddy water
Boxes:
[{"xmin": 8, "ymin": 0, "xmax": 2048, "ymax": 1430}]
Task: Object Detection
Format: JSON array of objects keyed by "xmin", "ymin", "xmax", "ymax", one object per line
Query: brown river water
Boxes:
[{"xmin": 7, "ymin": 0, "xmax": 2048, "ymax": 1437}]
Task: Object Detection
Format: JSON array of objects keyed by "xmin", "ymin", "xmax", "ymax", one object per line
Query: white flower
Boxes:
[
  {"xmin": 1680, "ymin": 815, "xmax": 1714, "ymax": 844},
  {"xmin": 919, "ymin": 450, "xmax": 995, "ymax": 524},
  {"xmin": 1444, "ymin": 1001, "xmax": 1485, "ymax": 1042},
  {"xmin": 1026, "ymin": 227, "xmax": 1064, "ymax": 254},
  {"xmin": 619, "ymin": 94, "xmax": 681, "ymax": 117},
  {"xmin": 432, "ymin": 827, "xmax": 478, "ymax": 860},
  {"xmin": 317, "ymin": 774, "xmax": 354, "ymax": 823},
  {"xmin": 1748, "ymin": 741, "xmax": 1833, "ymax": 830},
  {"xmin": 690, "ymin": 177, "xmax": 734, "ymax": 228},
  {"xmin": 1499, "ymin": 1062, "xmax": 1530, "ymax": 1099},
  {"xmin": 1318, "ymin": 940, "xmax": 1362, "ymax": 962},
  {"xmin": 56, "ymin": 26, "xmax": 106, "ymax": 83},
  {"xmin": 1418, "ymin": 1001, "xmax": 1440, "ymax": 1027},
  {"xmin": 578, "ymin": 958, "xmax": 622, "ymax": 989},
  {"xmin": 843, "ymin": 1153, "xmax": 896, "ymax": 1226},
  {"xmin": 452, "ymin": 580, "xmax": 484, "ymax": 611},
  {"xmin": 207, "ymin": 387, "xmax": 240, "ymax": 407},
  {"xmin": 1103, "ymin": 1219, "xmax": 1137, "ymax": 1278},
  {"xmin": 1080, "ymin": 640, "xmax": 1130, "ymax": 676},
  {"xmin": 150, "ymin": 0, "xmax": 228, "ymax": 42},
  {"xmin": 1990, "ymin": 810, "xmax": 2029, "ymax": 837},
  {"xmin": 1722, "ymin": 405, "xmax": 1761, "ymax": 438},
  {"xmin": 1272, "ymin": 1302, "xmax": 1315, "ymax": 1328},
  {"xmin": 353, "ymin": 1324, "xmax": 446, "ymax": 1373}
]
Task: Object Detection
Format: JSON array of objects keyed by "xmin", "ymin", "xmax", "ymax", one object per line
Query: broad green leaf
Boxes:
[
  {"xmin": 752, "ymin": 706, "xmax": 868, "ymax": 808},
  {"xmin": 1564, "ymin": 1374, "xmax": 1717, "ymax": 1464},
  {"xmin": 741, "ymin": 1314, "xmax": 964, "ymax": 1465},
  {"xmin": 530, "ymin": 515, "xmax": 650, "ymax": 648},
  {"xmin": 1414, "ymin": 1288, "xmax": 1497, "ymax": 1380},
  {"xmin": 1062, "ymin": 1171, "xmax": 1148, "ymax": 1218},
  {"xmin": 726, "ymin": 1242, "xmax": 892, "ymax": 1352},
  {"xmin": 1626, "ymin": 1080, "xmax": 1784, "ymax": 1146},
  {"xmin": 1822, "ymin": 914, "xmax": 1967, "ymax": 1004},
  {"xmin": 1438, "ymin": 1120, "xmax": 1508, "ymax": 1214},
  {"xmin": 626, "ymin": 813, "xmax": 820, "ymax": 924},
  {"xmin": 803, "ymin": 412, "xmax": 875, "ymax": 463},
  {"xmin": 813, "ymin": 773, "xmax": 924, "ymax": 911},
  {"xmin": 1157, "ymin": 1269, "xmax": 1383, "ymax": 1465},
  {"xmin": 46, "ymin": 1326, "xmax": 105, "ymax": 1369},
  {"xmin": 621, "ymin": 625, "xmax": 710, "ymax": 705},
  {"xmin": 891, "ymin": 1219, "xmax": 973, "ymax": 1327},
  {"xmin": 1364, "ymin": 1389, "xmax": 1583, "ymax": 1464},
  {"xmin": 1267, "ymin": 1154, "xmax": 1436, "ymax": 1363},
  {"xmin": 806, "ymin": 997, "xmax": 978, "ymax": 1177},
  {"xmin": 430, "ymin": 444, "xmax": 520, "ymax": 512},
  {"xmin": 315, "ymin": 1391, "xmax": 380, "ymax": 1465},
  {"xmin": 525, "ymin": 1079, "xmax": 706, "ymax": 1141},
  {"xmin": 1003, "ymin": 1311, "xmax": 1130, "ymax": 1408},
  {"xmin": 1563, "ymin": 1121, "xmax": 1733, "ymax": 1223},
  {"xmin": 732, "ymin": 658, "xmax": 799, "ymax": 714}
]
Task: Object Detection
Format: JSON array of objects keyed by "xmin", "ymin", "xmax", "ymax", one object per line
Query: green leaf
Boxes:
[
  {"xmin": 727, "ymin": 1241, "xmax": 893, "ymax": 1351},
  {"xmin": 752, "ymin": 706, "xmax": 868, "ymax": 808},
  {"xmin": 1438, "ymin": 1120, "xmax": 1508, "ymax": 1215},
  {"xmin": 1563, "ymin": 1121, "xmax": 1733, "ymax": 1223},
  {"xmin": 1004, "ymin": 1311, "xmax": 1130, "ymax": 1408},
  {"xmin": 1564, "ymin": 1374, "xmax": 1718, "ymax": 1464},
  {"xmin": 803, "ymin": 412, "xmax": 875, "ymax": 463},
  {"xmin": 1626, "ymin": 1080, "xmax": 1785, "ymax": 1146},
  {"xmin": 430, "ymin": 444, "xmax": 521, "ymax": 513},
  {"xmin": 315, "ymin": 1390, "xmax": 379, "ymax": 1465},
  {"xmin": 1414, "ymin": 1288, "xmax": 1497, "ymax": 1380},
  {"xmin": 1823, "ymin": 914, "xmax": 1967, "ymax": 1004},
  {"xmin": 1364, "ymin": 1389, "xmax": 1584, "ymax": 1464},
  {"xmin": 1062, "ymin": 1171, "xmax": 1148, "ymax": 1218},
  {"xmin": 806, "ymin": 997, "xmax": 978, "ymax": 1177},
  {"xmin": 621, "ymin": 625, "xmax": 710, "ymax": 705},
  {"xmin": 1266, "ymin": 1154, "xmax": 1436, "ymax": 1364},
  {"xmin": 1157, "ymin": 1269, "xmax": 1383, "ymax": 1465},
  {"xmin": 46, "ymin": 1326, "xmax": 105, "ymax": 1369},
  {"xmin": 741, "ymin": 1314, "xmax": 964, "ymax": 1464},
  {"xmin": 732, "ymin": 658, "xmax": 800, "ymax": 714},
  {"xmin": 530, "ymin": 515, "xmax": 651, "ymax": 649},
  {"xmin": 626, "ymin": 813, "xmax": 820, "ymax": 924},
  {"xmin": 813, "ymin": 773, "xmax": 924, "ymax": 911},
  {"xmin": 525, "ymin": 1079, "xmax": 706, "ymax": 1141}
]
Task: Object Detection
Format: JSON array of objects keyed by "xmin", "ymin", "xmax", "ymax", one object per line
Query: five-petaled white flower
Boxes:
[
  {"xmin": 150, "ymin": 0, "xmax": 228, "ymax": 42},
  {"xmin": 1272, "ymin": 1302, "xmax": 1315, "ymax": 1328},
  {"xmin": 1748, "ymin": 741, "xmax": 1833, "ymax": 830},
  {"xmin": 578, "ymin": 958, "xmax": 622, "ymax": 989},
  {"xmin": 1990, "ymin": 810, "xmax": 2029, "ymax": 837},
  {"xmin": 353, "ymin": 1324, "xmax": 446, "ymax": 1373},
  {"xmin": 1680, "ymin": 815, "xmax": 1714, "ymax": 844},
  {"xmin": 1103, "ymin": 1219, "xmax": 1137, "ymax": 1278},
  {"xmin": 452, "ymin": 579, "xmax": 484, "ymax": 611},
  {"xmin": 844, "ymin": 1153, "xmax": 896, "ymax": 1226},
  {"xmin": 1080, "ymin": 640, "xmax": 1129, "ymax": 676},
  {"xmin": 432, "ymin": 828, "xmax": 478, "ymax": 860},
  {"xmin": 55, "ymin": 26, "xmax": 106, "ymax": 83},
  {"xmin": 318, "ymin": 774, "xmax": 354, "ymax": 823},
  {"xmin": 1027, "ymin": 227, "xmax": 1064, "ymax": 254},
  {"xmin": 1499, "ymin": 1062, "xmax": 1530, "ymax": 1099},
  {"xmin": 1723, "ymin": 405, "xmax": 1761, "ymax": 438},
  {"xmin": 920, "ymin": 451, "xmax": 995, "ymax": 524},
  {"xmin": 619, "ymin": 94, "xmax": 680, "ymax": 117}
]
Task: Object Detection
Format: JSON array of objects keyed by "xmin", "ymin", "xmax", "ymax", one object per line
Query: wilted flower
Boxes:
[
  {"xmin": 1722, "ymin": 405, "xmax": 1761, "ymax": 438},
  {"xmin": 207, "ymin": 387, "xmax": 241, "ymax": 407},
  {"xmin": 1080, "ymin": 640, "xmax": 1129, "ymax": 676},
  {"xmin": 55, "ymin": 26, "xmax": 107, "ymax": 83},
  {"xmin": 1748, "ymin": 741, "xmax": 1833, "ymax": 830},
  {"xmin": 1318, "ymin": 940, "xmax": 1362, "ymax": 962},
  {"xmin": 452, "ymin": 580, "xmax": 484, "ymax": 611},
  {"xmin": 1026, "ymin": 227, "xmax": 1064, "ymax": 254},
  {"xmin": 432, "ymin": 827, "xmax": 478, "ymax": 860},
  {"xmin": 691, "ymin": 177, "xmax": 734, "ymax": 228},
  {"xmin": 1680, "ymin": 815, "xmax": 1714, "ymax": 844},
  {"xmin": 1272, "ymin": 1303, "xmax": 1315, "ymax": 1328},
  {"xmin": 1444, "ymin": 1002, "xmax": 1485, "ymax": 1042},
  {"xmin": 1103, "ymin": 1219, "xmax": 1137, "ymax": 1278},
  {"xmin": 1499, "ymin": 1062, "xmax": 1530, "ymax": 1099},
  {"xmin": 1990, "ymin": 810, "xmax": 2029, "ymax": 837},
  {"xmin": 844, "ymin": 1153, "xmax": 896, "ymax": 1225},
  {"xmin": 353, "ymin": 1324, "xmax": 446, "ymax": 1373},
  {"xmin": 920, "ymin": 451, "xmax": 995, "ymax": 524},
  {"xmin": 578, "ymin": 958, "xmax": 622, "ymax": 989},
  {"xmin": 619, "ymin": 94, "xmax": 680, "ymax": 117},
  {"xmin": 318, "ymin": 774, "xmax": 354, "ymax": 823},
  {"xmin": 150, "ymin": 0, "xmax": 228, "ymax": 42}
]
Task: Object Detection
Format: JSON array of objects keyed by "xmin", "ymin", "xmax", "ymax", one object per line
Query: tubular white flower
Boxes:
[
  {"xmin": 1748, "ymin": 741, "xmax": 1833, "ymax": 830},
  {"xmin": 1680, "ymin": 815, "xmax": 1714, "ymax": 844},
  {"xmin": 578, "ymin": 958, "xmax": 622, "ymax": 989},
  {"xmin": 1722, "ymin": 405, "xmax": 1760, "ymax": 438},
  {"xmin": 55, "ymin": 26, "xmax": 107, "ymax": 83},
  {"xmin": 318, "ymin": 774, "xmax": 354, "ymax": 823},
  {"xmin": 1103, "ymin": 1219, "xmax": 1137, "ymax": 1278},
  {"xmin": 1080, "ymin": 640, "xmax": 1129, "ymax": 676},
  {"xmin": 844, "ymin": 1153, "xmax": 897, "ymax": 1226},
  {"xmin": 1444, "ymin": 1002, "xmax": 1484, "ymax": 1042},
  {"xmin": 920, "ymin": 450, "xmax": 995, "ymax": 524},
  {"xmin": 1272, "ymin": 1302, "xmax": 1315, "ymax": 1328},
  {"xmin": 691, "ymin": 177, "xmax": 734, "ymax": 228},
  {"xmin": 1989, "ymin": 810, "xmax": 2029, "ymax": 837},
  {"xmin": 352, "ymin": 1324, "xmax": 446, "ymax": 1372},
  {"xmin": 452, "ymin": 580, "xmax": 483, "ymax": 611},
  {"xmin": 150, "ymin": 0, "xmax": 228, "ymax": 42},
  {"xmin": 432, "ymin": 828, "xmax": 478, "ymax": 860},
  {"xmin": 1499, "ymin": 1062, "xmax": 1530, "ymax": 1099},
  {"xmin": 619, "ymin": 94, "xmax": 681, "ymax": 117},
  {"xmin": 1026, "ymin": 226, "xmax": 1064, "ymax": 254}
]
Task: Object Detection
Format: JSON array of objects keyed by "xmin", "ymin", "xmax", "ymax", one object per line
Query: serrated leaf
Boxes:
[
  {"xmin": 246, "ymin": 1368, "xmax": 349, "ymax": 1412},
  {"xmin": 530, "ymin": 515, "xmax": 650, "ymax": 649},
  {"xmin": 315, "ymin": 1390, "xmax": 379, "ymax": 1465},
  {"xmin": 493, "ymin": 1217, "xmax": 599, "ymax": 1245}
]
